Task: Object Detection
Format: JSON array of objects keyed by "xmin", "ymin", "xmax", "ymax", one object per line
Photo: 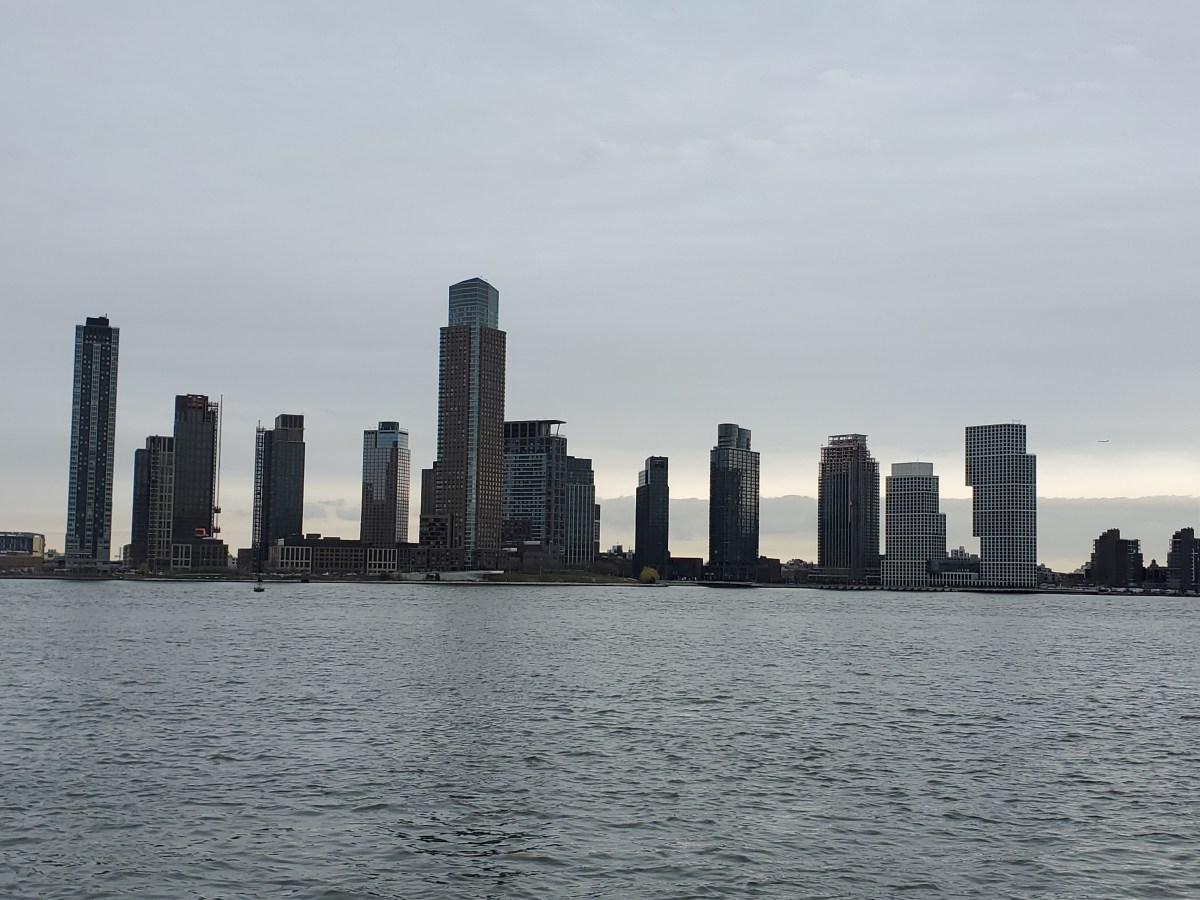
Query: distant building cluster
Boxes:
[
  {"xmin": 1082, "ymin": 527, "xmax": 1199, "ymax": 593},
  {"xmin": 17, "ymin": 294, "xmax": 1195, "ymax": 591}
]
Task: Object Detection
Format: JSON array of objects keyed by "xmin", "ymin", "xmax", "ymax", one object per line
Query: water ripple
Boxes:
[{"xmin": 1, "ymin": 581, "xmax": 1199, "ymax": 898}]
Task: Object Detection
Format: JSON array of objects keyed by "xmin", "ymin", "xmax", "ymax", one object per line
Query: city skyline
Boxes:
[
  {"xmin": 16, "ymin": 309, "xmax": 1200, "ymax": 574},
  {"xmin": 3, "ymin": 4, "xmax": 1199, "ymax": 572}
]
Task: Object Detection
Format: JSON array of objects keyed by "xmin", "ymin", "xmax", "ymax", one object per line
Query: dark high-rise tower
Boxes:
[
  {"xmin": 434, "ymin": 277, "xmax": 506, "ymax": 567},
  {"xmin": 1089, "ymin": 528, "xmax": 1142, "ymax": 588},
  {"xmin": 818, "ymin": 434, "xmax": 880, "ymax": 583},
  {"xmin": 708, "ymin": 424, "xmax": 760, "ymax": 581},
  {"xmin": 359, "ymin": 422, "xmax": 410, "ymax": 545},
  {"xmin": 65, "ymin": 315, "xmax": 119, "ymax": 568},
  {"xmin": 565, "ymin": 456, "xmax": 598, "ymax": 570},
  {"xmin": 252, "ymin": 414, "xmax": 306, "ymax": 568},
  {"xmin": 1167, "ymin": 527, "xmax": 1198, "ymax": 593},
  {"xmin": 634, "ymin": 456, "xmax": 670, "ymax": 576},
  {"xmin": 502, "ymin": 419, "xmax": 567, "ymax": 550},
  {"xmin": 130, "ymin": 435, "xmax": 174, "ymax": 571},
  {"xmin": 172, "ymin": 394, "xmax": 220, "ymax": 542}
]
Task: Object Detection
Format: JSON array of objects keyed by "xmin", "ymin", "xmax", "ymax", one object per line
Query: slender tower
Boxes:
[
  {"xmin": 360, "ymin": 422, "xmax": 411, "ymax": 545},
  {"xmin": 634, "ymin": 456, "xmax": 670, "ymax": 576},
  {"xmin": 708, "ymin": 424, "xmax": 760, "ymax": 581},
  {"xmin": 565, "ymin": 456, "xmax": 598, "ymax": 570},
  {"xmin": 252, "ymin": 414, "xmax": 306, "ymax": 568},
  {"xmin": 130, "ymin": 435, "xmax": 175, "ymax": 571},
  {"xmin": 172, "ymin": 395, "xmax": 220, "ymax": 541},
  {"xmin": 65, "ymin": 316, "xmax": 119, "ymax": 569},
  {"xmin": 434, "ymin": 278, "xmax": 506, "ymax": 568}
]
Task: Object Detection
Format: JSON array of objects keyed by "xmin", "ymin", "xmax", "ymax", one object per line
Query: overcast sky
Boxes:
[{"xmin": 2, "ymin": 1, "xmax": 1197, "ymax": 569}]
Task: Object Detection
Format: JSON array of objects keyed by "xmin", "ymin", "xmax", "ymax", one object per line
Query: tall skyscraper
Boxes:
[
  {"xmin": 252, "ymin": 414, "xmax": 306, "ymax": 568},
  {"xmin": 565, "ymin": 456, "xmax": 598, "ymax": 570},
  {"xmin": 434, "ymin": 277, "xmax": 506, "ymax": 567},
  {"xmin": 818, "ymin": 434, "xmax": 880, "ymax": 583},
  {"xmin": 965, "ymin": 423, "xmax": 1037, "ymax": 588},
  {"xmin": 634, "ymin": 456, "xmax": 670, "ymax": 576},
  {"xmin": 708, "ymin": 424, "xmax": 760, "ymax": 581},
  {"xmin": 172, "ymin": 394, "xmax": 220, "ymax": 541},
  {"xmin": 168, "ymin": 394, "xmax": 225, "ymax": 570},
  {"xmin": 130, "ymin": 435, "xmax": 174, "ymax": 571},
  {"xmin": 360, "ymin": 421, "xmax": 411, "ymax": 545},
  {"xmin": 502, "ymin": 419, "xmax": 567, "ymax": 550},
  {"xmin": 65, "ymin": 315, "xmax": 119, "ymax": 568},
  {"xmin": 881, "ymin": 462, "xmax": 946, "ymax": 587}
]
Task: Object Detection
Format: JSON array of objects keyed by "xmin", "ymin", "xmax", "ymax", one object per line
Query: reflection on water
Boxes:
[{"xmin": 1, "ymin": 581, "xmax": 1199, "ymax": 898}]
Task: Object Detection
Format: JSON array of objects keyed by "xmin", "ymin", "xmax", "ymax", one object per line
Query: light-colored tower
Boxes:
[
  {"xmin": 360, "ymin": 422, "xmax": 411, "ymax": 545},
  {"xmin": 66, "ymin": 316, "xmax": 120, "ymax": 569},
  {"xmin": 435, "ymin": 277, "xmax": 506, "ymax": 567},
  {"xmin": 882, "ymin": 462, "xmax": 946, "ymax": 587},
  {"xmin": 965, "ymin": 423, "xmax": 1037, "ymax": 588}
]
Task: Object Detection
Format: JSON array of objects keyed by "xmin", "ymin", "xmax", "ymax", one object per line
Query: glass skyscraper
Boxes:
[
  {"xmin": 565, "ymin": 456, "xmax": 598, "ymax": 570},
  {"xmin": 708, "ymin": 424, "xmax": 759, "ymax": 582},
  {"xmin": 502, "ymin": 419, "xmax": 567, "ymax": 550},
  {"xmin": 65, "ymin": 315, "xmax": 119, "ymax": 569},
  {"xmin": 360, "ymin": 421, "xmax": 411, "ymax": 545},
  {"xmin": 634, "ymin": 456, "xmax": 670, "ymax": 576}
]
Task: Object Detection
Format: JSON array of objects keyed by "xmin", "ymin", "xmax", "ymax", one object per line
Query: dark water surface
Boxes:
[{"xmin": 2, "ymin": 581, "xmax": 1198, "ymax": 898}]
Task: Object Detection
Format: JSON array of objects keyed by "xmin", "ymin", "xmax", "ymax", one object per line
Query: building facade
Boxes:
[
  {"xmin": 882, "ymin": 462, "xmax": 946, "ymax": 587},
  {"xmin": 502, "ymin": 419, "xmax": 567, "ymax": 551},
  {"xmin": 818, "ymin": 434, "xmax": 880, "ymax": 583},
  {"xmin": 634, "ymin": 456, "xmax": 670, "ymax": 576},
  {"xmin": 172, "ymin": 394, "xmax": 220, "ymax": 541},
  {"xmin": 359, "ymin": 421, "xmax": 411, "ymax": 545},
  {"xmin": 0, "ymin": 532, "xmax": 46, "ymax": 573},
  {"xmin": 434, "ymin": 277, "xmax": 506, "ymax": 567},
  {"xmin": 1089, "ymin": 528, "xmax": 1143, "ymax": 587},
  {"xmin": 1167, "ymin": 527, "xmax": 1198, "ymax": 593},
  {"xmin": 130, "ymin": 435, "xmax": 175, "ymax": 571},
  {"xmin": 965, "ymin": 423, "xmax": 1037, "ymax": 588},
  {"xmin": 65, "ymin": 315, "xmax": 120, "ymax": 568},
  {"xmin": 564, "ymin": 455, "xmax": 598, "ymax": 570},
  {"xmin": 252, "ymin": 414, "xmax": 306, "ymax": 569},
  {"xmin": 708, "ymin": 424, "xmax": 760, "ymax": 581}
]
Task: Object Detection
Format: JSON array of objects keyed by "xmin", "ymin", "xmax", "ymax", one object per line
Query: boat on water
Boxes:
[{"xmin": 699, "ymin": 581, "xmax": 757, "ymax": 588}]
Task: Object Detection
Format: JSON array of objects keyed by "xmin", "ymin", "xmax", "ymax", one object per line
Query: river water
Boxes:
[{"xmin": 1, "ymin": 580, "xmax": 1198, "ymax": 898}]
